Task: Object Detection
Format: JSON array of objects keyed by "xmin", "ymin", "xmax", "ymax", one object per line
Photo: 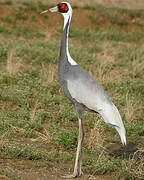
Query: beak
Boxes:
[
  {"xmin": 40, "ymin": 10, "xmax": 48, "ymax": 14},
  {"xmin": 40, "ymin": 6, "xmax": 58, "ymax": 14},
  {"xmin": 49, "ymin": 6, "xmax": 58, "ymax": 12}
]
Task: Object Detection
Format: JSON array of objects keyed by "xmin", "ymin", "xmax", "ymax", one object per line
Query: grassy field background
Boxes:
[{"xmin": 0, "ymin": 0, "xmax": 144, "ymax": 179}]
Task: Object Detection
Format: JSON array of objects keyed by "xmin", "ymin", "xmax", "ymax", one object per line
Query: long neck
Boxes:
[
  {"xmin": 59, "ymin": 13, "xmax": 77, "ymax": 65},
  {"xmin": 59, "ymin": 15, "xmax": 70, "ymax": 59}
]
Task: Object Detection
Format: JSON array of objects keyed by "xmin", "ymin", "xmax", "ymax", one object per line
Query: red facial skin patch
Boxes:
[{"xmin": 58, "ymin": 3, "xmax": 69, "ymax": 13}]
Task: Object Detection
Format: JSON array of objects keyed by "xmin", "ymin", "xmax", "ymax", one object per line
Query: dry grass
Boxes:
[
  {"xmin": 89, "ymin": 42, "xmax": 121, "ymax": 83},
  {"xmin": 30, "ymin": 99, "xmax": 39, "ymax": 123},
  {"xmin": 131, "ymin": 60, "xmax": 144, "ymax": 79},
  {"xmin": 125, "ymin": 94, "xmax": 137, "ymax": 122},
  {"xmin": 87, "ymin": 119, "xmax": 105, "ymax": 151},
  {"xmin": 31, "ymin": 128, "xmax": 52, "ymax": 144},
  {"xmin": 40, "ymin": 63, "xmax": 57, "ymax": 85},
  {"xmin": 123, "ymin": 148, "xmax": 144, "ymax": 179},
  {"xmin": 6, "ymin": 50, "xmax": 22, "ymax": 76},
  {"xmin": 0, "ymin": 131, "xmax": 11, "ymax": 148}
]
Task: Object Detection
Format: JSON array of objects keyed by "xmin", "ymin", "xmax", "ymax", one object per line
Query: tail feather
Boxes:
[
  {"xmin": 99, "ymin": 102, "xmax": 126, "ymax": 145},
  {"xmin": 115, "ymin": 126, "xmax": 126, "ymax": 145}
]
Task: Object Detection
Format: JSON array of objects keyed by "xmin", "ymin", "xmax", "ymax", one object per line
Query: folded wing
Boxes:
[{"xmin": 66, "ymin": 67, "xmax": 126, "ymax": 145}]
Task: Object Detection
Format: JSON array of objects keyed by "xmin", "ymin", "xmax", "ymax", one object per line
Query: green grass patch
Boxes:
[
  {"xmin": 0, "ymin": 0, "xmax": 12, "ymax": 5},
  {"xmin": 13, "ymin": 7, "xmax": 27, "ymax": 20},
  {"xmin": 2, "ymin": 143, "xmax": 43, "ymax": 160},
  {"xmin": 14, "ymin": 25, "xmax": 45, "ymax": 38},
  {"xmin": 0, "ymin": 23, "xmax": 11, "ymax": 34},
  {"xmin": 0, "ymin": 168, "xmax": 15, "ymax": 179}
]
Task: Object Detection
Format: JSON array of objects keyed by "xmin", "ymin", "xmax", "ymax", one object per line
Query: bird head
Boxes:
[{"xmin": 41, "ymin": 2, "xmax": 72, "ymax": 15}]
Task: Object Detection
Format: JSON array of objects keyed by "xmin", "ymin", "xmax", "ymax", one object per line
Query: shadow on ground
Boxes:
[{"xmin": 106, "ymin": 143, "xmax": 141, "ymax": 159}]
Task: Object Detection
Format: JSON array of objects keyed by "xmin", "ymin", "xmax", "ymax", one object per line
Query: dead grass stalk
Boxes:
[
  {"xmin": 87, "ymin": 119, "xmax": 105, "ymax": 151},
  {"xmin": 30, "ymin": 99, "xmax": 39, "ymax": 123},
  {"xmin": 125, "ymin": 93, "xmax": 136, "ymax": 122},
  {"xmin": 40, "ymin": 63, "xmax": 57, "ymax": 85},
  {"xmin": 6, "ymin": 50, "xmax": 22, "ymax": 76}
]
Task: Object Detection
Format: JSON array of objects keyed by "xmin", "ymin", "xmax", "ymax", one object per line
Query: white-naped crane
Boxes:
[{"xmin": 41, "ymin": 2, "xmax": 126, "ymax": 178}]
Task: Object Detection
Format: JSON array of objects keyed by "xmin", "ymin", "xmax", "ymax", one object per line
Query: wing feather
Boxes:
[{"xmin": 67, "ymin": 73, "xmax": 126, "ymax": 145}]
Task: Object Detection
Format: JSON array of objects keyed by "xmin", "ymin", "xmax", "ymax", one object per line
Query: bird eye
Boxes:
[{"xmin": 58, "ymin": 3, "xmax": 69, "ymax": 13}]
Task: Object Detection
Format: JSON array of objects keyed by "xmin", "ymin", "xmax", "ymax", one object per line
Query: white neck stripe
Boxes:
[{"xmin": 62, "ymin": 2, "xmax": 77, "ymax": 66}]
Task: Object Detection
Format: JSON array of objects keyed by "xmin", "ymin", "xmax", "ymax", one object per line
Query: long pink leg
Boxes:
[
  {"xmin": 73, "ymin": 117, "xmax": 84, "ymax": 177},
  {"xmin": 62, "ymin": 117, "xmax": 84, "ymax": 178}
]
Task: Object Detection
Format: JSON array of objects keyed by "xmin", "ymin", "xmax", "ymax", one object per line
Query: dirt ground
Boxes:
[
  {"xmin": 6, "ymin": 0, "xmax": 144, "ymax": 9},
  {"xmin": 54, "ymin": 0, "xmax": 144, "ymax": 9},
  {"xmin": 82, "ymin": 0, "xmax": 144, "ymax": 9}
]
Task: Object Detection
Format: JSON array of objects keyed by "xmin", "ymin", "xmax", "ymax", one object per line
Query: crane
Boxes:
[{"xmin": 41, "ymin": 2, "xmax": 126, "ymax": 178}]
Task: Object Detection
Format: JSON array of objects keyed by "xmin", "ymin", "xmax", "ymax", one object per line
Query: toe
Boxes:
[{"xmin": 61, "ymin": 174, "xmax": 77, "ymax": 179}]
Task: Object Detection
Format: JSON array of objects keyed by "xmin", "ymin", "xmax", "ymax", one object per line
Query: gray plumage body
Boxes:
[{"xmin": 58, "ymin": 55, "xmax": 110, "ymax": 111}]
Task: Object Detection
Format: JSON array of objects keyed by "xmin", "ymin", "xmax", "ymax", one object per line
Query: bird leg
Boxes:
[
  {"xmin": 62, "ymin": 117, "xmax": 84, "ymax": 178},
  {"xmin": 73, "ymin": 117, "xmax": 84, "ymax": 177}
]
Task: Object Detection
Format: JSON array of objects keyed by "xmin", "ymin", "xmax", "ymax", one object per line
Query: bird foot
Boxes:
[
  {"xmin": 61, "ymin": 171, "xmax": 83, "ymax": 179},
  {"xmin": 61, "ymin": 174, "xmax": 77, "ymax": 179}
]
